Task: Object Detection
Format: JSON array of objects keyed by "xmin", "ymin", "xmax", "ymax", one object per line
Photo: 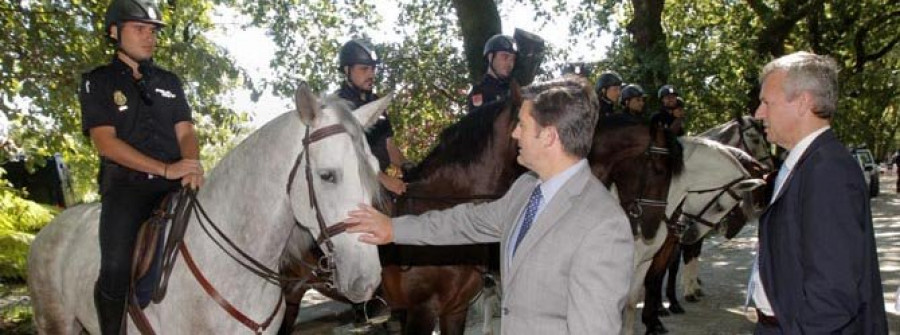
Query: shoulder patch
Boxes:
[{"xmin": 471, "ymin": 93, "xmax": 483, "ymax": 107}]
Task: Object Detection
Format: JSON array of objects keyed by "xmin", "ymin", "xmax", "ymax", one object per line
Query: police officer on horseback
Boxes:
[
  {"xmin": 335, "ymin": 39, "xmax": 410, "ymax": 195},
  {"xmin": 650, "ymin": 84, "xmax": 686, "ymax": 136},
  {"xmin": 80, "ymin": 0, "xmax": 204, "ymax": 333},
  {"xmin": 467, "ymin": 34, "xmax": 517, "ymax": 110},
  {"xmin": 596, "ymin": 71, "xmax": 624, "ymax": 116},
  {"xmin": 619, "ymin": 84, "xmax": 647, "ymax": 119}
]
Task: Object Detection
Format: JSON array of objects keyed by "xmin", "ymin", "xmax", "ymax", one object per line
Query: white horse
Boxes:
[
  {"xmin": 622, "ymin": 136, "xmax": 764, "ymax": 335},
  {"xmin": 669, "ymin": 116, "xmax": 774, "ymax": 302},
  {"xmin": 27, "ymin": 84, "xmax": 386, "ymax": 334}
]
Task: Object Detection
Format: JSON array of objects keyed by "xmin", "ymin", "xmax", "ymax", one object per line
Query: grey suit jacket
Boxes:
[{"xmin": 394, "ymin": 163, "xmax": 634, "ymax": 334}]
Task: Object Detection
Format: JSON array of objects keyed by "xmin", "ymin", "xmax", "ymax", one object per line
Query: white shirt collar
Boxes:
[{"xmin": 782, "ymin": 126, "xmax": 830, "ymax": 173}]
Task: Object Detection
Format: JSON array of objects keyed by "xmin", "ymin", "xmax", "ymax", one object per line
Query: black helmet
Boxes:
[
  {"xmin": 619, "ymin": 84, "xmax": 645, "ymax": 106},
  {"xmin": 104, "ymin": 0, "xmax": 165, "ymax": 31},
  {"xmin": 562, "ymin": 62, "xmax": 591, "ymax": 77},
  {"xmin": 339, "ymin": 39, "xmax": 380, "ymax": 68},
  {"xmin": 483, "ymin": 34, "xmax": 517, "ymax": 57},
  {"xmin": 657, "ymin": 84, "xmax": 678, "ymax": 99},
  {"xmin": 675, "ymin": 96, "xmax": 685, "ymax": 109},
  {"xmin": 595, "ymin": 71, "xmax": 624, "ymax": 92}
]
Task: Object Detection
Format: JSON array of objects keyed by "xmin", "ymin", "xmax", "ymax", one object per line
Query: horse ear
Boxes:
[
  {"xmin": 295, "ymin": 82, "xmax": 320, "ymax": 126},
  {"xmin": 353, "ymin": 92, "xmax": 393, "ymax": 129}
]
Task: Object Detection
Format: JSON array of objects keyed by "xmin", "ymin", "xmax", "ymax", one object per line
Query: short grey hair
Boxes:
[
  {"xmin": 522, "ymin": 77, "xmax": 599, "ymax": 157},
  {"xmin": 760, "ymin": 51, "xmax": 839, "ymax": 118}
]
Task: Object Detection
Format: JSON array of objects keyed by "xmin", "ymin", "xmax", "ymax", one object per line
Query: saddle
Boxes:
[{"xmin": 126, "ymin": 189, "xmax": 193, "ymax": 334}]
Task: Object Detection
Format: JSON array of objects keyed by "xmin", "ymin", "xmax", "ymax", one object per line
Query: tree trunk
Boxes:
[
  {"xmin": 627, "ymin": 0, "xmax": 668, "ymax": 110},
  {"xmin": 451, "ymin": 0, "xmax": 501, "ymax": 84}
]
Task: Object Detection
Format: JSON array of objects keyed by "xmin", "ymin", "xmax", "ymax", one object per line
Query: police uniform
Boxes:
[
  {"xmin": 650, "ymin": 107, "xmax": 685, "ymax": 136},
  {"xmin": 80, "ymin": 57, "xmax": 187, "ymax": 305},
  {"xmin": 335, "ymin": 82, "xmax": 393, "ymax": 172},
  {"xmin": 467, "ymin": 75, "xmax": 511, "ymax": 110},
  {"xmin": 599, "ymin": 97, "xmax": 617, "ymax": 116}
]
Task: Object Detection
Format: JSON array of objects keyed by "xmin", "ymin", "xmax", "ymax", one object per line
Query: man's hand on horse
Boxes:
[
  {"xmin": 181, "ymin": 172, "xmax": 204, "ymax": 190},
  {"xmin": 346, "ymin": 204, "xmax": 394, "ymax": 245}
]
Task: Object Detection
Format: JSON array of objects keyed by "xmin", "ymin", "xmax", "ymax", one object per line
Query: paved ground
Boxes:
[{"xmin": 292, "ymin": 174, "xmax": 900, "ymax": 334}]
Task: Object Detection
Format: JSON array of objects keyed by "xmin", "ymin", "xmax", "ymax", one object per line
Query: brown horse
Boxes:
[{"xmin": 277, "ymin": 92, "xmax": 523, "ymax": 334}]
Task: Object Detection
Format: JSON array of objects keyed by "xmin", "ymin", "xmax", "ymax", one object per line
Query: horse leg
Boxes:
[
  {"xmin": 403, "ymin": 305, "xmax": 438, "ymax": 335},
  {"xmin": 682, "ymin": 240, "xmax": 704, "ymax": 302},
  {"xmin": 664, "ymin": 243, "xmax": 685, "ymax": 315},
  {"xmin": 277, "ymin": 286, "xmax": 307, "ymax": 335},
  {"xmin": 440, "ymin": 309, "xmax": 469, "ymax": 335},
  {"xmin": 642, "ymin": 233, "xmax": 679, "ymax": 335}
]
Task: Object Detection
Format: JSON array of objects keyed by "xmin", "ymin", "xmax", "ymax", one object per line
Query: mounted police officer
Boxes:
[
  {"xmin": 80, "ymin": 0, "xmax": 204, "ymax": 333},
  {"xmin": 596, "ymin": 71, "xmax": 624, "ymax": 116},
  {"xmin": 650, "ymin": 84, "xmax": 686, "ymax": 136},
  {"xmin": 467, "ymin": 34, "xmax": 517, "ymax": 110},
  {"xmin": 619, "ymin": 84, "xmax": 647, "ymax": 119},
  {"xmin": 335, "ymin": 39, "xmax": 410, "ymax": 196}
]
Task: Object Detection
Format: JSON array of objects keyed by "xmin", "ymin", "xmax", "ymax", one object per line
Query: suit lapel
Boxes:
[
  {"xmin": 505, "ymin": 166, "xmax": 591, "ymax": 286},
  {"xmin": 763, "ymin": 129, "xmax": 835, "ymax": 213}
]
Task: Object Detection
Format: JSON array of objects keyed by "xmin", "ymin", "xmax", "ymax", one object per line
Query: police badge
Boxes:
[{"xmin": 113, "ymin": 90, "xmax": 128, "ymax": 112}]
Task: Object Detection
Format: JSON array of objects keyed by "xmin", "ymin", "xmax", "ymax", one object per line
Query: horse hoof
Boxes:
[
  {"xmin": 684, "ymin": 294, "xmax": 699, "ymax": 303},
  {"xmin": 668, "ymin": 303, "xmax": 685, "ymax": 314},
  {"xmin": 645, "ymin": 323, "xmax": 669, "ymax": 335}
]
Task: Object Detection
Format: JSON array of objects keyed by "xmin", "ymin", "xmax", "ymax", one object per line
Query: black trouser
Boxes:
[{"xmin": 95, "ymin": 165, "xmax": 178, "ymax": 334}]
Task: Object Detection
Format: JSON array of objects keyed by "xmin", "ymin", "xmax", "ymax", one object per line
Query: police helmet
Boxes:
[
  {"xmin": 619, "ymin": 84, "xmax": 645, "ymax": 106},
  {"xmin": 675, "ymin": 96, "xmax": 685, "ymax": 109},
  {"xmin": 562, "ymin": 63, "xmax": 591, "ymax": 77},
  {"xmin": 339, "ymin": 39, "xmax": 380, "ymax": 68},
  {"xmin": 657, "ymin": 84, "xmax": 678, "ymax": 99},
  {"xmin": 595, "ymin": 71, "xmax": 624, "ymax": 93},
  {"xmin": 483, "ymin": 34, "xmax": 517, "ymax": 57},
  {"xmin": 105, "ymin": 0, "xmax": 165, "ymax": 31}
]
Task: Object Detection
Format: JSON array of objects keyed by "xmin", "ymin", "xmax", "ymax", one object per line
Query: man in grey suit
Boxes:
[{"xmin": 347, "ymin": 78, "xmax": 634, "ymax": 334}]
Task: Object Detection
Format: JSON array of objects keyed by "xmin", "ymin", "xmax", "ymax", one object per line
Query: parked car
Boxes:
[
  {"xmin": 1, "ymin": 153, "xmax": 77, "ymax": 208},
  {"xmin": 851, "ymin": 148, "xmax": 879, "ymax": 198}
]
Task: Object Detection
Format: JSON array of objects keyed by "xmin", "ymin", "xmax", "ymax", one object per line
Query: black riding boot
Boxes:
[{"xmin": 94, "ymin": 285, "xmax": 127, "ymax": 335}]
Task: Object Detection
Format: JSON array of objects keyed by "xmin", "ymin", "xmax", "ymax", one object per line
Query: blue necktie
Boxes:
[{"xmin": 513, "ymin": 186, "xmax": 543, "ymax": 255}]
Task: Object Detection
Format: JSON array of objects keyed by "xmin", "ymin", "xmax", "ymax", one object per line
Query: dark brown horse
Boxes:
[{"xmin": 277, "ymin": 91, "xmax": 523, "ymax": 334}]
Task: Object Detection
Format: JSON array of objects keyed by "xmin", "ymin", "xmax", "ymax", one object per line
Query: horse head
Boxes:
[
  {"xmin": 670, "ymin": 138, "xmax": 765, "ymax": 244},
  {"xmin": 287, "ymin": 83, "xmax": 387, "ymax": 302}
]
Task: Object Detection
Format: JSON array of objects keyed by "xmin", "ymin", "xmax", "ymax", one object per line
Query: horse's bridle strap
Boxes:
[{"xmin": 180, "ymin": 242, "xmax": 283, "ymax": 334}]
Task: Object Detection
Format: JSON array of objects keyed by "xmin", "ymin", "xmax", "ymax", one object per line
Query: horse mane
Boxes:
[
  {"xmin": 650, "ymin": 122, "xmax": 684, "ymax": 176},
  {"xmin": 404, "ymin": 100, "xmax": 513, "ymax": 182}
]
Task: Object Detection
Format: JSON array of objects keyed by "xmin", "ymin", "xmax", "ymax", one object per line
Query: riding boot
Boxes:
[{"xmin": 94, "ymin": 285, "xmax": 127, "ymax": 335}]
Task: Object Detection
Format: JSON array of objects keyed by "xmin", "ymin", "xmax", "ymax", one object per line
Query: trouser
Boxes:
[{"xmin": 95, "ymin": 165, "xmax": 179, "ymax": 335}]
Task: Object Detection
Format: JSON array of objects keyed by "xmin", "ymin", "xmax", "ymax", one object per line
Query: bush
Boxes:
[{"xmin": 0, "ymin": 187, "xmax": 57, "ymax": 280}]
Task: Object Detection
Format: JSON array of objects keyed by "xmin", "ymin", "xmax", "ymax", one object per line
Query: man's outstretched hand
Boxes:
[{"xmin": 346, "ymin": 204, "xmax": 394, "ymax": 245}]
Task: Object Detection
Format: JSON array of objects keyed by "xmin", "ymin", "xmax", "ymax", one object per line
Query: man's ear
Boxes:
[
  {"xmin": 542, "ymin": 126, "xmax": 559, "ymax": 147},
  {"xmin": 109, "ymin": 25, "xmax": 117, "ymax": 40}
]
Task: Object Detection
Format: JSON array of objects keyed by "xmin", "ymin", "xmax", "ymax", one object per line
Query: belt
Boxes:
[{"xmin": 756, "ymin": 309, "xmax": 779, "ymax": 326}]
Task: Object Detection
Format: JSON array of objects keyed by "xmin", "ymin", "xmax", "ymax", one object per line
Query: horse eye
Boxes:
[{"xmin": 319, "ymin": 169, "xmax": 338, "ymax": 184}]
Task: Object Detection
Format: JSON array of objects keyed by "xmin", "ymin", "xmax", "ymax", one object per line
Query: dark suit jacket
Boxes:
[{"xmin": 758, "ymin": 129, "xmax": 887, "ymax": 334}]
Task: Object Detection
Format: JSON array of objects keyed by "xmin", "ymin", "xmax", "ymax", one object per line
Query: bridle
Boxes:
[
  {"xmin": 624, "ymin": 145, "xmax": 671, "ymax": 226},
  {"xmin": 734, "ymin": 118, "xmax": 776, "ymax": 169},
  {"xmin": 136, "ymin": 122, "xmax": 360, "ymax": 335},
  {"xmin": 665, "ymin": 176, "xmax": 748, "ymax": 236}
]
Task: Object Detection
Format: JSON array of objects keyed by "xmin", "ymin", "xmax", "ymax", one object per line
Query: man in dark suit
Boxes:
[{"xmin": 750, "ymin": 51, "xmax": 887, "ymax": 334}]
